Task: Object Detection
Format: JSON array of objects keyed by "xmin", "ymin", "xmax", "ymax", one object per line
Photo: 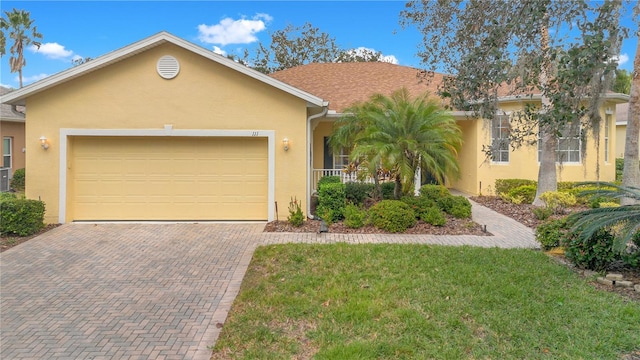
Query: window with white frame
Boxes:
[
  {"xmin": 333, "ymin": 148, "xmax": 350, "ymax": 169},
  {"xmin": 491, "ymin": 115, "xmax": 510, "ymax": 162},
  {"xmin": 2, "ymin": 137, "xmax": 11, "ymax": 168},
  {"xmin": 604, "ymin": 114, "xmax": 611, "ymax": 163},
  {"xmin": 538, "ymin": 123, "xmax": 581, "ymax": 163}
]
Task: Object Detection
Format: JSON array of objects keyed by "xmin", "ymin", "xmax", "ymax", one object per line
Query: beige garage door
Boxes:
[{"xmin": 69, "ymin": 136, "xmax": 268, "ymax": 221}]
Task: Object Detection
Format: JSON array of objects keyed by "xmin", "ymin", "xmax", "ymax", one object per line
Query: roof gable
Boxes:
[{"xmin": 0, "ymin": 31, "xmax": 327, "ymax": 108}]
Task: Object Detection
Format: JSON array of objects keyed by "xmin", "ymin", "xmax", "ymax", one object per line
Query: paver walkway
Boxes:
[{"xmin": 1, "ymin": 201, "xmax": 539, "ymax": 359}]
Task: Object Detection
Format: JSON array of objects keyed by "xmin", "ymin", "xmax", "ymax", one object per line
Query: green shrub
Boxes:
[
  {"xmin": 380, "ymin": 182, "xmax": 395, "ymax": 200},
  {"xmin": 437, "ymin": 195, "xmax": 472, "ymax": 219},
  {"xmin": 556, "ymin": 181, "xmax": 576, "ymax": 192},
  {"xmin": 560, "ymin": 184, "xmax": 617, "ymax": 206},
  {"xmin": 369, "ymin": 200, "xmax": 416, "ymax": 233},
  {"xmin": 535, "ymin": 218, "xmax": 570, "ymax": 250},
  {"xmin": 564, "ymin": 228, "xmax": 618, "ymax": 271},
  {"xmin": 540, "ymin": 191, "xmax": 576, "ymax": 214},
  {"xmin": 532, "ymin": 206, "xmax": 553, "ymax": 221},
  {"xmin": 317, "ymin": 175, "xmax": 341, "ymax": 190},
  {"xmin": 599, "ymin": 202, "xmax": 620, "ymax": 208},
  {"xmin": 345, "ymin": 182, "xmax": 375, "ymax": 206},
  {"xmin": 287, "ymin": 197, "xmax": 304, "ymax": 227},
  {"xmin": 420, "ymin": 207, "xmax": 446, "ymax": 226},
  {"xmin": 0, "ymin": 197, "xmax": 45, "ymax": 236},
  {"xmin": 419, "ymin": 184, "xmax": 450, "ymax": 201},
  {"xmin": 9, "ymin": 168, "xmax": 25, "ymax": 192},
  {"xmin": 316, "ymin": 182, "xmax": 346, "ymax": 224},
  {"xmin": 0, "ymin": 192, "xmax": 18, "ymax": 201},
  {"xmin": 621, "ymin": 232, "xmax": 640, "ymax": 269},
  {"xmin": 343, "ymin": 204, "xmax": 367, "ymax": 229},
  {"xmin": 615, "ymin": 158, "xmax": 624, "ymax": 182},
  {"xmin": 494, "ymin": 179, "xmax": 536, "ymax": 196},
  {"xmin": 504, "ymin": 185, "xmax": 536, "ymax": 204},
  {"xmin": 401, "ymin": 196, "xmax": 436, "ymax": 219}
]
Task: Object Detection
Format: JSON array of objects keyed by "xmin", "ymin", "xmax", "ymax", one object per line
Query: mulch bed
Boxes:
[{"xmin": 264, "ymin": 214, "xmax": 491, "ymax": 236}]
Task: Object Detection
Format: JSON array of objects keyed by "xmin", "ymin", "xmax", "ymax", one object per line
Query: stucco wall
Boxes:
[
  {"xmin": 24, "ymin": 43, "xmax": 310, "ymax": 223},
  {"xmin": 0, "ymin": 120, "xmax": 26, "ymax": 178},
  {"xmin": 462, "ymin": 102, "xmax": 617, "ymax": 196}
]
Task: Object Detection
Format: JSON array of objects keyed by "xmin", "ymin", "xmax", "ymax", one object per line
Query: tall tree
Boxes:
[
  {"xmin": 1, "ymin": 8, "xmax": 43, "ymax": 88},
  {"xmin": 329, "ymin": 88, "xmax": 462, "ymax": 199},
  {"xmin": 621, "ymin": 39, "xmax": 639, "ymax": 204},
  {"xmin": 246, "ymin": 22, "xmax": 340, "ymax": 74},
  {"xmin": 612, "ymin": 69, "xmax": 632, "ymax": 94},
  {"xmin": 244, "ymin": 22, "xmax": 391, "ymax": 74},
  {"xmin": 401, "ymin": 0, "xmax": 626, "ymax": 205}
]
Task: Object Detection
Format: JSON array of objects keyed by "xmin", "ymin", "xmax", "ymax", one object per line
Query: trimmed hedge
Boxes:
[
  {"xmin": 0, "ymin": 197, "xmax": 45, "ymax": 236},
  {"xmin": 345, "ymin": 182, "xmax": 375, "ymax": 206},
  {"xmin": 494, "ymin": 179, "xmax": 536, "ymax": 196},
  {"xmin": 316, "ymin": 182, "xmax": 346, "ymax": 224},
  {"xmin": 504, "ymin": 185, "xmax": 537, "ymax": 204},
  {"xmin": 9, "ymin": 168, "xmax": 25, "ymax": 192},
  {"xmin": 401, "ymin": 196, "xmax": 437, "ymax": 219},
  {"xmin": 317, "ymin": 175, "xmax": 341, "ymax": 189},
  {"xmin": 419, "ymin": 184, "xmax": 450, "ymax": 201},
  {"xmin": 343, "ymin": 204, "xmax": 367, "ymax": 229},
  {"xmin": 369, "ymin": 200, "xmax": 416, "ymax": 233},
  {"xmin": 380, "ymin": 182, "xmax": 395, "ymax": 200},
  {"xmin": 420, "ymin": 207, "xmax": 446, "ymax": 226},
  {"xmin": 437, "ymin": 195, "xmax": 472, "ymax": 219}
]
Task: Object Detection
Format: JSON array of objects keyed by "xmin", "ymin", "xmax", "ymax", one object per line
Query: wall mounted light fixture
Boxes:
[
  {"xmin": 283, "ymin": 137, "xmax": 289, "ymax": 151},
  {"xmin": 605, "ymin": 107, "xmax": 613, "ymax": 115},
  {"xmin": 39, "ymin": 136, "xmax": 49, "ymax": 150}
]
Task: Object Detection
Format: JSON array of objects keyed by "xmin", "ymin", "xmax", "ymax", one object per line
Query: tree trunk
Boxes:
[
  {"xmin": 533, "ymin": 124, "xmax": 558, "ymax": 206},
  {"xmin": 394, "ymin": 173, "xmax": 402, "ymax": 200},
  {"xmin": 532, "ymin": 19, "xmax": 557, "ymax": 206},
  {"xmin": 621, "ymin": 41, "xmax": 640, "ymax": 205}
]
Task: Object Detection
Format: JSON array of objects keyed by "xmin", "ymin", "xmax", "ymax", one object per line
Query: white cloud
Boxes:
[
  {"xmin": 19, "ymin": 73, "xmax": 49, "ymax": 84},
  {"xmin": 342, "ymin": 47, "xmax": 399, "ymax": 64},
  {"xmin": 617, "ymin": 53, "xmax": 629, "ymax": 66},
  {"xmin": 198, "ymin": 13, "xmax": 272, "ymax": 46},
  {"xmin": 212, "ymin": 46, "xmax": 227, "ymax": 56},
  {"xmin": 30, "ymin": 42, "xmax": 75, "ymax": 60}
]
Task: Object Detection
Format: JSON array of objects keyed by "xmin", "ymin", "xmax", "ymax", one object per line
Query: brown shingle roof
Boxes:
[
  {"xmin": 0, "ymin": 86, "xmax": 25, "ymax": 122},
  {"xmin": 270, "ymin": 62, "xmax": 447, "ymax": 113}
]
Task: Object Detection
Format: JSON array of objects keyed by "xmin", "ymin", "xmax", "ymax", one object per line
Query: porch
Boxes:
[{"xmin": 311, "ymin": 169, "xmax": 376, "ymax": 194}]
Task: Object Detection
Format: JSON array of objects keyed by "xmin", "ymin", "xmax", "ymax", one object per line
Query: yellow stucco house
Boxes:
[
  {"xmin": 271, "ymin": 62, "xmax": 629, "ymax": 197},
  {"xmin": 0, "ymin": 32, "xmax": 629, "ymax": 224},
  {"xmin": 0, "ymin": 86, "xmax": 26, "ymax": 191}
]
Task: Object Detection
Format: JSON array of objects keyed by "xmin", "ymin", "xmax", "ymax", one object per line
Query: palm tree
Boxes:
[
  {"xmin": 1, "ymin": 9, "xmax": 43, "ymax": 88},
  {"xmin": 567, "ymin": 182, "xmax": 640, "ymax": 253},
  {"xmin": 329, "ymin": 88, "xmax": 463, "ymax": 199}
]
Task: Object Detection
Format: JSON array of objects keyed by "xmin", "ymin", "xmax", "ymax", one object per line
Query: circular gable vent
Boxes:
[{"xmin": 157, "ymin": 55, "xmax": 180, "ymax": 79}]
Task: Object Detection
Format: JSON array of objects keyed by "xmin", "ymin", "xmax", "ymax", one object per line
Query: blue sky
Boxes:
[{"xmin": 0, "ymin": 1, "xmax": 637, "ymax": 89}]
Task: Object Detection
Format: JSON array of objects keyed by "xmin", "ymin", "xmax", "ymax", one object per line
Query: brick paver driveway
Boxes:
[{"xmin": 1, "ymin": 223, "xmax": 263, "ymax": 360}]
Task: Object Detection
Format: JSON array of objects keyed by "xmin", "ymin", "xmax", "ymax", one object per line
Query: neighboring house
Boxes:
[
  {"xmin": 0, "ymin": 32, "xmax": 629, "ymax": 224},
  {"xmin": 271, "ymin": 62, "xmax": 628, "ymax": 197},
  {"xmin": 615, "ymin": 103, "xmax": 639, "ymax": 159},
  {"xmin": 0, "ymin": 86, "xmax": 26, "ymax": 191}
]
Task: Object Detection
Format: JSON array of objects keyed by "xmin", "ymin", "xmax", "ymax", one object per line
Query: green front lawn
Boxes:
[{"xmin": 211, "ymin": 244, "xmax": 640, "ymax": 359}]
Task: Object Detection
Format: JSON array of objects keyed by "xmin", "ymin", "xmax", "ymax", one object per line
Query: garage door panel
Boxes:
[{"xmin": 70, "ymin": 137, "xmax": 268, "ymax": 221}]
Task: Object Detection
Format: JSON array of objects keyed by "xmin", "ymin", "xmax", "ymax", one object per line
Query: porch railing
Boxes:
[{"xmin": 311, "ymin": 169, "xmax": 377, "ymax": 194}]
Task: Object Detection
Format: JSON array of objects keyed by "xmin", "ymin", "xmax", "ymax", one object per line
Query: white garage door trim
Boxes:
[{"xmin": 59, "ymin": 128, "xmax": 275, "ymax": 223}]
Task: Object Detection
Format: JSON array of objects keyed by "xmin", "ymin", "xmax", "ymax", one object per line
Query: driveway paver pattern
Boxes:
[
  {"xmin": 1, "ymin": 200, "xmax": 538, "ymax": 359},
  {"xmin": 1, "ymin": 223, "xmax": 262, "ymax": 360}
]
